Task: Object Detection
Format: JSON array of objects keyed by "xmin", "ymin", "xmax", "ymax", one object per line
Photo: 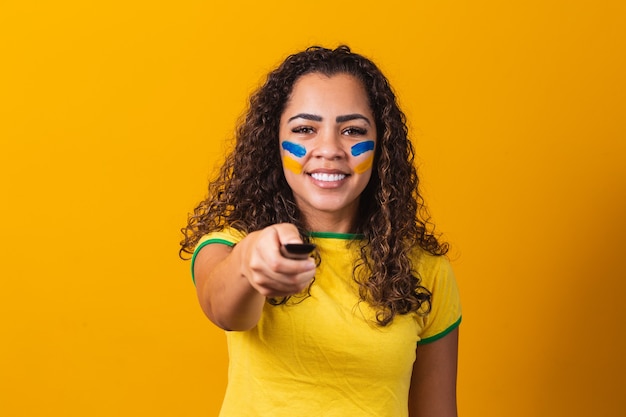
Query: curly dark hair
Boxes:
[{"xmin": 180, "ymin": 45, "xmax": 448, "ymax": 326}]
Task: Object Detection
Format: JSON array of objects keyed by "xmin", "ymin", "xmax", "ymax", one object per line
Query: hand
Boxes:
[{"xmin": 241, "ymin": 223, "xmax": 316, "ymax": 298}]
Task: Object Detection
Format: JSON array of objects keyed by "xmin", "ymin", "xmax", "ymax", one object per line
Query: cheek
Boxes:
[
  {"xmin": 354, "ymin": 154, "xmax": 374, "ymax": 174},
  {"xmin": 281, "ymin": 141, "xmax": 307, "ymax": 175},
  {"xmin": 351, "ymin": 140, "xmax": 375, "ymax": 156},
  {"xmin": 282, "ymin": 155, "xmax": 303, "ymax": 174},
  {"xmin": 351, "ymin": 140, "xmax": 376, "ymax": 174}
]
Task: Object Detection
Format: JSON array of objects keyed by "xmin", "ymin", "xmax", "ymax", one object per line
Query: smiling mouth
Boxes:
[{"xmin": 310, "ymin": 172, "xmax": 347, "ymax": 182}]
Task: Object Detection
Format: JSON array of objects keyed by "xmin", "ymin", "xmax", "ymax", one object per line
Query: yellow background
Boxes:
[{"xmin": 1, "ymin": 1, "xmax": 625, "ymax": 416}]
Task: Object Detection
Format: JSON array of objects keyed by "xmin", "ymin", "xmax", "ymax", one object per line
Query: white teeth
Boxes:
[{"xmin": 310, "ymin": 173, "xmax": 346, "ymax": 182}]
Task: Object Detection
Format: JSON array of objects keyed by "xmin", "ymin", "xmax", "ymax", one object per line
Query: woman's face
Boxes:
[{"xmin": 278, "ymin": 72, "xmax": 377, "ymax": 231}]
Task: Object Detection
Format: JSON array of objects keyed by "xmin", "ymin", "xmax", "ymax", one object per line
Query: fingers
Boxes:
[
  {"xmin": 245, "ymin": 224, "xmax": 316, "ymax": 298},
  {"xmin": 249, "ymin": 268, "xmax": 316, "ymax": 298}
]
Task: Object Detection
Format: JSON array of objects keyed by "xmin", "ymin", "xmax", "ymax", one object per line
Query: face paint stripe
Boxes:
[
  {"xmin": 282, "ymin": 155, "xmax": 303, "ymax": 175},
  {"xmin": 281, "ymin": 141, "xmax": 307, "ymax": 158},
  {"xmin": 354, "ymin": 155, "xmax": 374, "ymax": 174},
  {"xmin": 351, "ymin": 140, "xmax": 375, "ymax": 157}
]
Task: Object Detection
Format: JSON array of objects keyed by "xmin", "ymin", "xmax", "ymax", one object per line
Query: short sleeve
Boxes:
[
  {"xmin": 190, "ymin": 227, "xmax": 247, "ymax": 284},
  {"xmin": 416, "ymin": 255, "xmax": 462, "ymax": 344}
]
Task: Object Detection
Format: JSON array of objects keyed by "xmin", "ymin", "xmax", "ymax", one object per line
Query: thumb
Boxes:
[{"xmin": 270, "ymin": 223, "xmax": 303, "ymax": 245}]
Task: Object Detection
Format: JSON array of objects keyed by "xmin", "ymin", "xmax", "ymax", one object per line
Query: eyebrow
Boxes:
[
  {"xmin": 335, "ymin": 114, "xmax": 371, "ymax": 125},
  {"xmin": 287, "ymin": 113, "xmax": 322, "ymax": 123},
  {"xmin": 287, "ymin": 113, "xmax": 371, "ymax": 125}
]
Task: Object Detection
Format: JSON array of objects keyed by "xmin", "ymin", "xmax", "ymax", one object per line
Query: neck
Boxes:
[{"xmin": 302, "ymin": 211, "xmax": 356, "ymax": 234}]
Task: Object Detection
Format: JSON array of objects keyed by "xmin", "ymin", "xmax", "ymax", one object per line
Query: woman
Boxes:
[{"xmin": 180, "ymin": 45, "xmax": 461, "ymax": 417}]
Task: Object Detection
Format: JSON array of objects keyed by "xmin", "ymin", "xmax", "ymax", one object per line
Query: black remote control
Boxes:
[{"xmin": 280, "ymin": 243, "xmax": 317, "ymax": 259}]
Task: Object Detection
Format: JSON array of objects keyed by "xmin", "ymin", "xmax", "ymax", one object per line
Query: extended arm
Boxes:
[
  {"xmin": 193, "ymin": 223, "xmax": 316, "ymax": 331},
  {"xmin": 409, "ymin": 328, "xmax": 459, "ymax": 417}
]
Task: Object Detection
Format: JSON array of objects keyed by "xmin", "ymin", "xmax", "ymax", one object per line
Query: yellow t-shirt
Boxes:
[{"xmin": 192, "ymin": 229, "xmax": 462, "ymax": 417}]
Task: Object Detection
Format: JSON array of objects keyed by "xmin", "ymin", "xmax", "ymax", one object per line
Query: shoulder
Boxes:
[
  {"xmin": 411, "ymin": 250, "xmax": 462, "ymax": 343},
  {"xmin": 190, "ymin": 227, "xmax": 248, "ymax": 284},
  {"xmin": 195, "ymin": 226, "xmax": 248, "ymax": 250},
  {"xmin": 411, "ymin": 250, "xmax": 454, "ymax": 285}
]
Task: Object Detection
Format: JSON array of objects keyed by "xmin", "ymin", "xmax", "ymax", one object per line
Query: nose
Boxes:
[{"xmin": 311, "ymin": 130, "xmax": 346, "ymax": 160}]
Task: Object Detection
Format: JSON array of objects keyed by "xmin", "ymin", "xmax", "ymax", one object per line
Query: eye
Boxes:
[
  {"xmin": 291, "ymin": 126, "xmax": 315, "ymax": 134},
  {"xmin": 342, "ymin": 127, "xmax": 368, "ymax": 136}
]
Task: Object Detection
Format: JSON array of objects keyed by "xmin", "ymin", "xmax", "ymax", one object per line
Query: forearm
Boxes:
[
  {"xmin": 409, "ymin": 328, "xmax": 459, "ymax": 417},
  {"xmin": 193, "ymin": 224, "xmax": 316, "ymax": 331},
  {"xmin": 194, "ymin": 239, "xmax": 265, "ymax": 331}
]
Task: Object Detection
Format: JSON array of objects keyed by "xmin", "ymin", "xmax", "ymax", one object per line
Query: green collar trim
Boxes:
[{"xmin": 308, "ymin": 231, "xmax": 364, "ymax": 240}]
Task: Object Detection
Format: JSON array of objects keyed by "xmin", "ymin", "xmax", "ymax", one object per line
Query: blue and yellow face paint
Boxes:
[
  {"xmin": 281, "ymin": 141, "xmax": 306, "ymax": 174},
  {"xmin": 281, "ymin": 139, "xmax": 375, "ymax": 175},
  {"xmin": 352, "ymin": 140, "xmax": 375, "ymax": 174}
]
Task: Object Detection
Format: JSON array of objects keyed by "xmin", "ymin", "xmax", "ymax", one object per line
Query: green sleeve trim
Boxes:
[
  {"xmin": 190, "ymin": 238, "xmax": 236, "ymax": 285},
  {"xmin": 418, "ymin": 315, "xmax": 462, "ymax": 345}
]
